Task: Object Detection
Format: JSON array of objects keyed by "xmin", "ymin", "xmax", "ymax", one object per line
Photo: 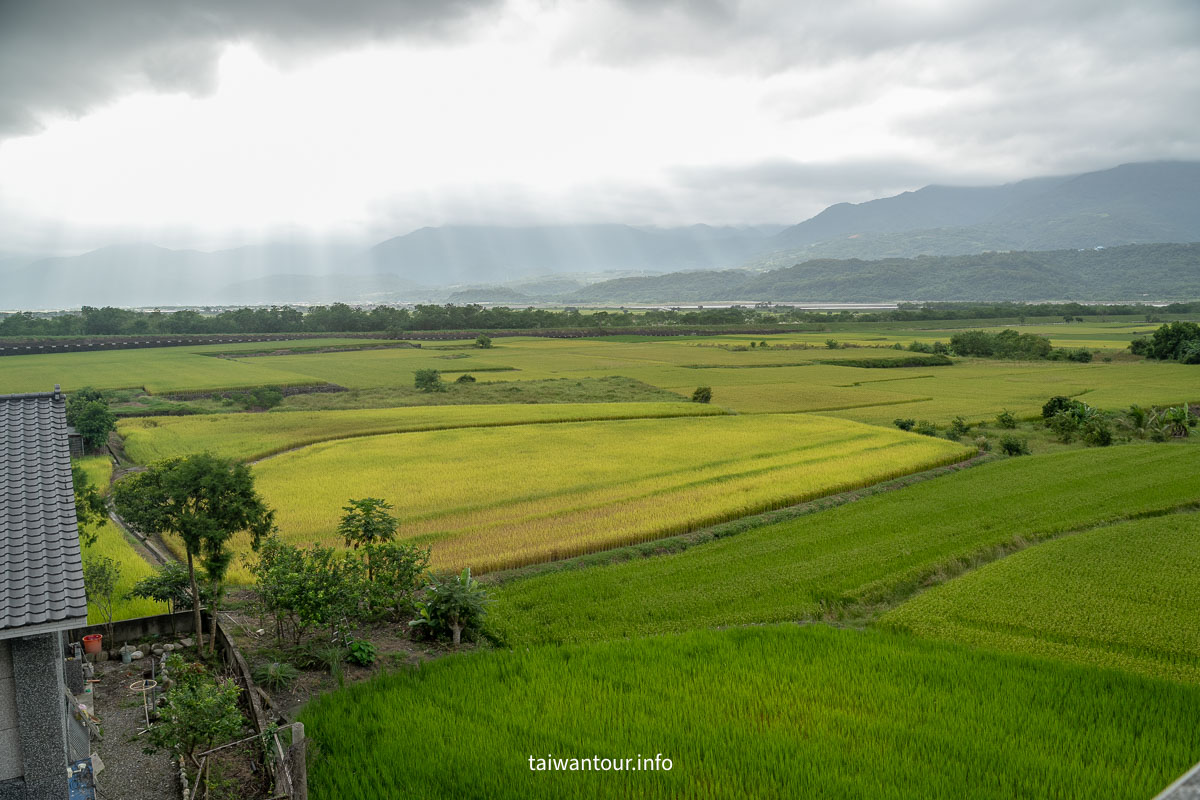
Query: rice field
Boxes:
[
  {"xmin": 117, "ymin": 401, "xmax": 726, "ymax": 463},
  {"xmin": 3, "ymin": 328, "xmax": 1195, "ymax": 424},
  {"xmin": 214, "ymin": 415, "xmax": 969, "ymax": 581},
  {"xmin": 490, "ymin": 445, "xmax": 1200, "ymax": 645},
  {"xmin": 299, "ymin": 624, "xmax": 1200, "ymax": 800},
  {"xmin": 881, "ymin": 511, "xmax": 1200, "ymax": 684},
  {"xmin": 75, "ymin": 456, "xmax": 168, "ymax": 622}
]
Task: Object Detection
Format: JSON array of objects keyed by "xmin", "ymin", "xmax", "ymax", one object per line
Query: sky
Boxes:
[{"xmin": 1, "ymin": 0, "xmax": 1198, "ymax": 255}]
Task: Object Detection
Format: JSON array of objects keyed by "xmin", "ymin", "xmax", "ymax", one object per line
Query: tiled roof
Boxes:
[{"xmin": 0, "ymin": 388, "xmax": 88, "ymax": 633}]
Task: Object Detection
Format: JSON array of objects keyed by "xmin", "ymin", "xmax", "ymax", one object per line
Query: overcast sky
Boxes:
[{"xmin": 1, "ymin": 0, "xmax": 1198, "ymax": 254}]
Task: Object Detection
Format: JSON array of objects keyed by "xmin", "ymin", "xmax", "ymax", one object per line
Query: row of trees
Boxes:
[
  {"xmin": 7, "ymin": 301, "xmax": 1200, "ymax": 338},
  {"xmin": 948, "ymin": 329, "xmax": 1093, "ymax": 362}
]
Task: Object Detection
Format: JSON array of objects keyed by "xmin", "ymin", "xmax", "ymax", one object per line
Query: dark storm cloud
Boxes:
[{"xmin": 0, "ymin": 0, "xmax": 501, "ymax": 135}]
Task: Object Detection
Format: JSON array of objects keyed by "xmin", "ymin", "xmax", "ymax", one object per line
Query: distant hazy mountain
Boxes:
[
  {"xmin": 5, "ymin": 242, "xmax": 358, "ymax": 308},
  {"xmin": 752, "ymin": 161, "xmax": 1200, "ymax": 266},
  {"xmin": 4, "ymin": 161, "xmax": 1198, "ymax": 309},
  {"xmin": 570, "ymin": 243, "xmax": 1200, "ymax": 303},
  {"xmin": 216, "ymin": 273, "xmax": 435, "ymax": 305},
  {"xmin": 359, "ymin": 224, "xmax": 779, "ymax": 284}
]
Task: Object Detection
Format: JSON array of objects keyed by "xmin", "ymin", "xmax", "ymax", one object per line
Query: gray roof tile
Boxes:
[{"xmin": 0, "ymin": 389, "xmax": 88, "ymax": 632}]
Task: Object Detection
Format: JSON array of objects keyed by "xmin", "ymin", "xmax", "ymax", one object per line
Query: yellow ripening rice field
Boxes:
[
  {"xmin": 220, "ymin": 414, "xmax": 971, "ymax": 580},
  {"xmin": 117, "ymin": 401, "xmax": 726, "ymax": 464}
]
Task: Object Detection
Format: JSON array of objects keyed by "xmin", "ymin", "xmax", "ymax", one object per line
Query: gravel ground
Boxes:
[{"xmin": 91, "ymin": 658, "xmax": 178, "ymax": 800}]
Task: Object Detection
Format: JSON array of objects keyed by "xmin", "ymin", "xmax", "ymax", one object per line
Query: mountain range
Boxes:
[{"xmin": 2, "ymin": 161, "xmax": 1198, "ymax": 309}]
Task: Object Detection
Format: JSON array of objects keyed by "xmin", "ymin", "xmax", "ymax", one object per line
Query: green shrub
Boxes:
[
  {"xmin": 893, "ymin": 418, "xmax": 915, "ymax": 432},
  {"xmin": 253, "ymin": 661, "xmax": 300, "ymax": 691},
  {"xmin": 913, "ymin": 420, "xmax": 939, "ymax": 438},
  {"xmin": 347, "ymin": 640, "xmax": 378, "ymax": 667},
  {"xmin": 999, "ymin": 436, "xmax": 1031, "ymax": 456},
  {"xmin": 455, "ymin": 374, "xmax": 476, "ymax": 383},
  {"xmin": 973, "ymin": 436, "xmax": 991, "ymax": 452},
  {"xmin": 414, "ymin": 369, "xmax": 444, "ymax": 392},
  {"xmin": 995, "ymin": 410, "xmax": 1017, "ymax": 429},
  {"xmin": 410, "ymin": 568, "xmax": 490, "ymax": 646},
  {"xmin": 692, "ymin": 386, "xmax": 713, "ymax": 404},
  {"xmin": 948, "ymin": 417, "xmax": 972, "ymax": 439},
  {"xmin": 1042, "ymin": 396, "xmax": 1077, "ymax": 420}
]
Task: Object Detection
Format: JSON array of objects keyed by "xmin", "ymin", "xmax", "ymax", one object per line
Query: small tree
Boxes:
[
  {"xmin": 113, "ymin": 454, "xmax": 275, "ymax": 653},
  {"xmin": 363, "ymin": 541, "xmax": 430, "ymax": 619},
  {"xmin": 338, "ymin": 498, "xmax": 398, "ymax": 582},
  {"xmin": 83, "ymin": 555, "xmax": 120, "ymax": 643},
  {"xmin": 128, "ymin": 562, "xmax": 205, "ymax": 619},
  {"xmin": 692, "ymin": 386, "xmax": 712, "ymax": 404},
  {"xmin": 414, "ymin": 369, "xmax": 444, "ymax": 392},
  {"xmin": 475, "ymin": 334, "xmax": 493, "ymax": 349},
  {"xmin": 409, "ymin": 568, "xmax": 490, "ymax": 646},
  {"xmin": 72, "ymin": 462, "xmax": 108, "ymax": 548},
  {"xmin": 994, "ymin": 410, "xmax": 1018, "ymax": 429},
  {"xmin": 892, "ymin": 418, "xmax": 915, "ymax": 432},
  {"xmin": 71, "ymin": 401, "xmax": 117, "ymax": 451},
  {"xmin": 146, "ymin": 675, "xmax": 244, "ymax": 768}
]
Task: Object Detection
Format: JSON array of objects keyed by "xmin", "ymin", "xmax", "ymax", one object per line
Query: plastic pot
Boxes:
[{"xmin": 82, "ymin": 634, "xmax": 103, "ymax": 654}]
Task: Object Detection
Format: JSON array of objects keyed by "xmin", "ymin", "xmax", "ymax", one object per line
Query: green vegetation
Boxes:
[
  {"xmin": 882, "ymin": 512, "xmax": 1200, "ymax": 684},
  {"xmin": 74, "ymin": 456, "xmax": 168, "ymax": 623},
  {"xmin": 113, "ymin": 453, "xmax": 275, "ymax": 652},
  {"xmin": 1132, "ymin": 320, "xmax": 1200, "ymax": 363},
  {"xmin": 118, "ymin": 402, "xmax": 725, "ymax": 463},
  {"xmin": 490, "ymin": 446, "xmax": 1200, "ymax": 645},
  {"xmin": 300, "ymin": 625, "xmax": 1200, "ymax": 800},
  {"xmin": 409, "ymin": 568, "xmax": 490, "ymax": 646}
]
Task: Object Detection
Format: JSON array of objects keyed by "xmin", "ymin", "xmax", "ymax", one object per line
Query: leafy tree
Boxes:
[
  {"xmin": 248, "ymin": 536, "xmax": 308, "ymax": 645},
  {"xmin": 128, "ymin": 562, "xmax": 208, "ymax": 617},
  {"xmin": 892, "ymin": 418, "xmax": 916, "ymax": 432},
  {"xmin": 825, "ymin": 339, "xmax": 839, "ymax": 349},
  {"xmin": 409, "ymin": 568, "xmax": 490, "ymax": 646},
  {"xmin": 146, "ymin": 671, "xmax": 244, "ymax": 768},
  {"xmin": 249, "ymin": 537, "xmax": 366, "ymax": 644},
  {"xmin": 362, "ymin": 541, "xmax": 430, "ymax": 619},
  {"xmin": 1137, "ymin": 321, "xmax": 1200, "ymax": 361},
  {"xmin": 339, "ymin": 498, "xmax": 398, "ymax": 582},
  {"xmin": 475, "ymin": 334, "xmax": 493, "ymax": 348},
  {"xmin": 1041, "ymin": 396, "xmax": 1077, "ymax": 420},
  {"xmin": 455, "ymin": 373, "xmax": 476, "ymax": 383},
  {"xmin": 414, "ymin": 369, "xmax": 444, "ymax": 392},
  {"xmin": 947, "ymin": 416, "xmax": 972, "ymax": 440},
  {"xmin": 83, "ymin": 555, "xmax": 120, "ymax": 643},
  {"xmin": 994, "ymin": 410, "xmax": 1017, "ymax": 429},
  {"xmin": 69, "ymin": 400, "xmax": 116, "ymax": 450},
  {"xmin": 71, "ymin": 462, "xmax": 108, "ymax": 548},
  {"xmin": 113, "ymin": 454, "xmax": 275, "ymax": 653},
  {"xmin": 691, "ymin": 386, "xmax": 712, "ymax": 404}
]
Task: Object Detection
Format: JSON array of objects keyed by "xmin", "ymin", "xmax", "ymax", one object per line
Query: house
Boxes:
[{"xmin": 0, "ymin": 387, "xmax": 90, "ymax": 800}]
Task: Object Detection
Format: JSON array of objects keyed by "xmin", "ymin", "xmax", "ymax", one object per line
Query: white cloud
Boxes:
[{"xmin": 0, "ymin": 0, "xmax": 1197, "ymax": 252}]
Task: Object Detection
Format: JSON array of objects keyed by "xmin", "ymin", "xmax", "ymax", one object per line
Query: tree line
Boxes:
[{"xmin": 4, "ymin": 300, "xmax": 1199, "ymax": 338}]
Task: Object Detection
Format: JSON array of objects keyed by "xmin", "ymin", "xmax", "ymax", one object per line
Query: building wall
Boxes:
[
  {"xmin": 0, "ymin": 640, "xmax": 22, "ymax": 784},
  {"xmin": 6, "ymin": 634, "xmax": 67, "ymax": 800}
]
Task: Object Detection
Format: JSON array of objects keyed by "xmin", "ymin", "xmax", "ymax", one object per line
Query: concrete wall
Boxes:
[
  {"xmin": 8, "ymin": 634, "xmax": 67, "ymax": 800},
  {"xmin": 0, "ymin": 641, "xmax": 22, "ymax": 784},
  {"xmin": 65, "ymin": 609, "xmax": 197, "ymax": 648}
]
